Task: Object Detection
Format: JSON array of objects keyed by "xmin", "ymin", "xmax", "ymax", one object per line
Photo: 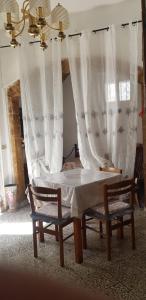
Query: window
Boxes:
[
  {"xmin": 106, "ymin": 83, "xmax": 116, "ymax": 102},
  {"xmin": 106, "ymin": 80, "xmax": 130, "ymax": 102},
  {"xmin": 119, "ymin": 81, "xmax": 130, "ymax": 101}
]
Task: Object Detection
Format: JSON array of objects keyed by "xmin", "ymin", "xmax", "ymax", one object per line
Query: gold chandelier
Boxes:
[{"xmin": 0, "ymin": 0, "xmax": 70, "ymax": 49}]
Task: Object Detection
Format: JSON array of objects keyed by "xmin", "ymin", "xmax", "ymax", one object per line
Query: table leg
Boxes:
[{"xmin": 73, "ymin": 218, "xmax": 83, "ymax": 264}]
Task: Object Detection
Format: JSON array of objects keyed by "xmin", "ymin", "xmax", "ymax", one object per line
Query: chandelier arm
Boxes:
[
  {"xmin": 14, "ymin": 18, "xmax": 26, "ymax": 38},
  {"xmin": 11, "ymin": 16, "xmax": 25, "ymax": 25},
  {"xmin": 46, "ymin": 22, "xmax": 59, "ymax": 31},
  {"xmin": 11, "ymin": 1, "xmax": 29, "ymax": 25},
  {"xmin": 23, "ymin": 0, "xmax": 29, "ymax": 11}
]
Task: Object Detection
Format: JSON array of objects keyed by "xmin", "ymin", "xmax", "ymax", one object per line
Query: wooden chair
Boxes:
[
  {"xmin": 82, "ymin": 179, "xmax": 135, "ymax": 261},
  {"xmin": 134, "ymin": 144, "xmax": 144, "ymax": 207},
  {"xmin": 83, "ymin": 167, "xmax": 122, "ymax": 239},
  {"xmin": 28, "ymin": 185, "xmax": 74, "ymax": 267},
  {"xmin": 98, "ymin": 167, "xmax": 122, "ymax": 237},
  {"xmin": 99, "ymin": 166, "xmax": 122, "ymax": 174}
]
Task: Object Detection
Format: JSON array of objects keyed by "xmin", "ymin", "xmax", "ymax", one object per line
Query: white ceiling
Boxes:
[{"xmin": 51, "ymin": 0, "xmax": 126, "ymax": 12}]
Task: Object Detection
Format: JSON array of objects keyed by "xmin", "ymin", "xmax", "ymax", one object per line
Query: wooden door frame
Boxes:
[
  {"xmin": 7, "ymin": 80, "xmax": 25, "ymax": 205},
  {"xmin": 141, "ymin": 0, "xmax": 146, "ymax": 207}
]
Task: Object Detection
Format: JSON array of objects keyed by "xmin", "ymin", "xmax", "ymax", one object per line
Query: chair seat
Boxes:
[
  {"xmin": 31, "ymin": 203, "xmax": 71, "ymax": 224},
  {"xmin": 86, "ymin": 201, "xmax": 132, "ymax": 219}
]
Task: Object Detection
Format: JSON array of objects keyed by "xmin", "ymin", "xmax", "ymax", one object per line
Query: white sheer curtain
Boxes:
[
  {"xmin": 19, "ymin": 39, "xmax": 63, "ymax": 181},
  {"xmin": 0, "ymin": 131, "xmax": 5, "ymax": 211},
  {"xmin": 0, "ymin": 47, "xmax": 18, "ymax": 211},
  {"xmin": 67, "ymin": 23, "xmax": 139, "ymax": 176},
  {"xmin": 0, "ymin": 66, "xmax": 6, "ymax": 211},
  {"xmin": 106, "ymin": 24, "xmax": 139, "ymax": 177},
  {"xmin": 0, "ymin": 92, "xmax": 12, "ymax": 211}
]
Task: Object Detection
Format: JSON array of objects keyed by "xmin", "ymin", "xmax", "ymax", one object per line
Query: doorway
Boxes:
[{"xmin": 7, "ymin": 80, "xmax": 28, "ymax": 205}]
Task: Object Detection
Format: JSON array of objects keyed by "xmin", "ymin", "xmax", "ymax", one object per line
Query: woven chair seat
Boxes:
[
  {"xmin": 37, "ymin": 203, "xmax": 70, "ymax": 218},
  {"xmin": 31, "ymin": 203, "xmax": 71, "ymax": 224},
  {"xmin": 86, "ymin": 201, "xmax": 132, "ymax": 219}
]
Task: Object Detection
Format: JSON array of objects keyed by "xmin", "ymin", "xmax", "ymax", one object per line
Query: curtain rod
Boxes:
[
  {"xmin": 29, "ymin": 19, "xmax": 142, "ymax": 44},
  {"xmin": 0, "ymin": 20, "xmax": 142, "ymax": 48},
  {"xmin": 68, "ymin": 20, "xmax": 142, "ymax": 38}
]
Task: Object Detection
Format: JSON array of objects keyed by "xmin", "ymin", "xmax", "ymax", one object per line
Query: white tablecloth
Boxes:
[{"xmin": 33, "ymin": 168, "xmax": 122, "ymax": 218}]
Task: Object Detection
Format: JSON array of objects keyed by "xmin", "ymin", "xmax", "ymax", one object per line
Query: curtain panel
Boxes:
[
  {"xmin": 19, "ymin": 40, "xmax": 63, "ymax": 181},
  {"xmin": 67, "ymin": 24, "xmax": 139, "ymax": 177},
  {"xmin": 0, "ymin": 48, "xmax": 18, "ymax": 211},
  {"xmin": 0, "ymin": 134, "xmax": 6, "ymax": 211}
]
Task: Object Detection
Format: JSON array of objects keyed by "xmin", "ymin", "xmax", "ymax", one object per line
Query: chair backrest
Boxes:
[
  {"xmin": 103, "ymin": 179, "xmax": 135, "ymax": 215},
  {"xmin": 134, "ymin": 143, "xmax": 143, "ymax": 180},
  {"xmin": 99, "ymin": 167, "xmax": 122, "ymax": 174},
  {"xmin": 28, "ymin": 185, "xmax": 62, "ymax": 219}
]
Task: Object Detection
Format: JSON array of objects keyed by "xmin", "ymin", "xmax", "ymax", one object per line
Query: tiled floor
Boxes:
[{"xmin": 0, "ymin": 206, "xmax": 146, "ymax": 299}]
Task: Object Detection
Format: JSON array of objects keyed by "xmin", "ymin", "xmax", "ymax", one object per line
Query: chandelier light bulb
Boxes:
[
  {"xmin": 0, "ymin": 0, "xmax": 19, "ymax": 14},
  {"xmin": 29, "ymin": 0, "xmax": 51, "ymax": 17},
  {"xmin": 51, "ymin": 3, "xmax": 70, "ymax": 30}
]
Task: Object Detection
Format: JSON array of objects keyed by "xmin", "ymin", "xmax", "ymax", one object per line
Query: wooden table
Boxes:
[{"xmin": 34, "ymin": 168, "xmax": 122, "ymax": 264}]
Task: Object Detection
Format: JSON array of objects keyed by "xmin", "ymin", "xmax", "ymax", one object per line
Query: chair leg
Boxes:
[
  {"xmin": 38, "ymin": 221, "xmax": 44, "ymax": 243},
  {"xmin": 82, "ymin": 215, "xmax": 87, "ymax": 249},
  {"xmin": 59, "ymin": 226, "xmax": 64, "ymax": 267},
  {"xmin": 32, "ymin": 220, "xmax": 38, "ymax": 258},
  {"xmin": 117, "ymin": 217, "xmax": 124, "ymax": 239},
  {"xmin": 106, "ymin": 220, "xmax": 111, "ymax": 261},
  {"xmin": 99, "ymin": 221, "xmax": 103, "ymax": 238},
  {"xmin": 55, "ymin": 225, "xmax": 59, "ymax": 241},
  {"xmin": 131, "ymin": 213, "xmax": 136, "ymax": 250},
  {"xmin": 134, "ymin": 192, "xmax": 140, "ymax": 207},
  {"xmin": 120, "ymin": 217, "xmax": 124, "ymax": 239}
]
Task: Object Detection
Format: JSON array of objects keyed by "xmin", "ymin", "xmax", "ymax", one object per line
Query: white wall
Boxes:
[
  {"xmin": 68, "ymin": 0, "xmax": 141, "ymax": 33},
  {"xmin": 63, "ymin": 0, "xmax": 143, "ymax": 157}
]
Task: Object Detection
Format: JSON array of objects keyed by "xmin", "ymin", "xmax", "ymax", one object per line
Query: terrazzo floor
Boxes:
[{"xmin": 0, "ymin": 205, "xmax": 146, "ymax": 300}]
